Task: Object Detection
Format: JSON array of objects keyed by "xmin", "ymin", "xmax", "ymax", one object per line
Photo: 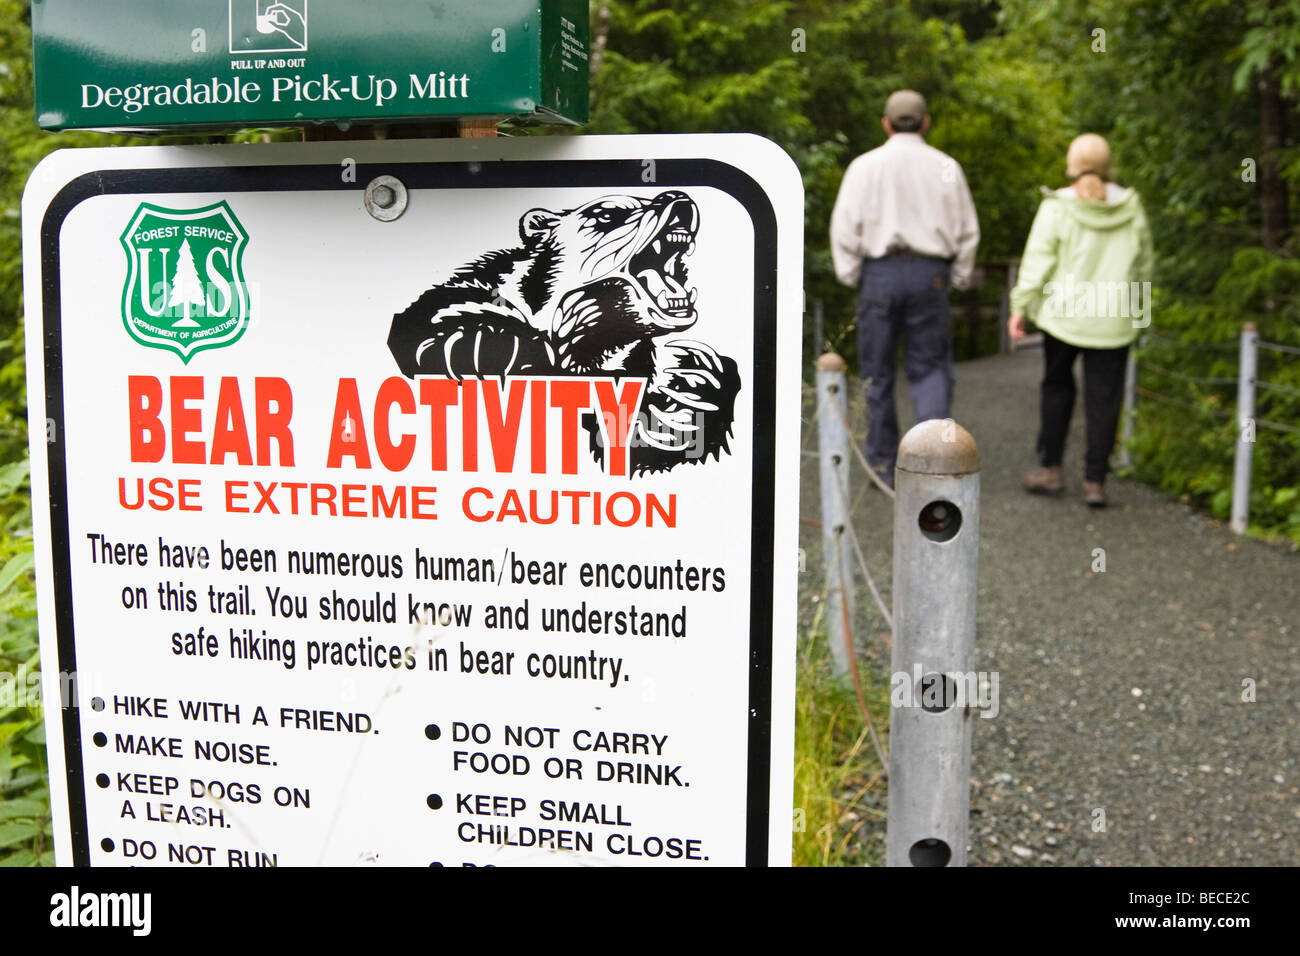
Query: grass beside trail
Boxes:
[{"xmin": 792, "ymin": 613, "xmax": 889, "ymax": 867}]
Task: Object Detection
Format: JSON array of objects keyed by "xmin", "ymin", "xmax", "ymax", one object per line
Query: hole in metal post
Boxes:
[
  {"xmin": 918, "ymin": 499, "xmax": 961, "ymax": 542},
  {"xmin": 918, "ymin": 673, "xmax": 959, "ymax": 713},
  {"xmin": 908, "ymin": 838, "xmax": 952, "ymax": 867}
]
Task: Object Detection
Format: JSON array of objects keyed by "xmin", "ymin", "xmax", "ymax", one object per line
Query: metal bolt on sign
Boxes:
[
  {"xmin": 365, "ymin": 175, "xmax": 408, "ymax": 221},
  {"xmin": 886, "ymin": 418, "xmax": 980, "ymax": 867}
]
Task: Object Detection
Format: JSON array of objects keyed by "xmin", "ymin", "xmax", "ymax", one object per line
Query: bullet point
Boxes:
[
  {"xmin": 92, "ymin": 732, "xmax": 107, "ymax": 747},
  {"xmin": 426, "ymin": 794, "xmax": 443, "ymax": 810},
  {"xmin": 424, "ymin": 724, "xmax": 441, "ymax": 740},
  {"xmin": 100, "ymin": 838, "xmax": 114, "ymax": 852},
  {"xmin": 90, "ymin": 697, "xmax": 105, "ymax": 712},
  {"xmin": 96, "ymin": 774, "xmax": 109, "ymax": 788}
]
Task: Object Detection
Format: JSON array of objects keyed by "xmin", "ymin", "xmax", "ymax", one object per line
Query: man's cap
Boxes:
[{"xmin": 885, "ymin": 90, "xmax": 927, "ymax": 126}]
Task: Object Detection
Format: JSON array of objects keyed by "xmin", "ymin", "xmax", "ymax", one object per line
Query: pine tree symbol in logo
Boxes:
[{"xmin": 168, "ymin": 238, "xmax": 205, "ymax": 328}]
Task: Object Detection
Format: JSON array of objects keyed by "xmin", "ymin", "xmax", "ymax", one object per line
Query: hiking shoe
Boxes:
[
  {"xmin": 1082, "ymin": 480, "xmax": 1107, "ymax": 508},
  {"xmin": 1022, "ymin": 466, "xmax": 1064, "ymax": 496}
]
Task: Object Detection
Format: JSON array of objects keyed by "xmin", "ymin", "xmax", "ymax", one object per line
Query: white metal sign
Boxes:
[{"xmin": 22, "ymin": 134, "xmax": 802, "ymax": 866}]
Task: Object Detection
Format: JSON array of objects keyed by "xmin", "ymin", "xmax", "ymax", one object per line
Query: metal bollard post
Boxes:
[
  {"xmin": 1118, "ymin": 344, "xmax": 1138, "ymax": 469},
  {"xmin": 816, "ymin": 352, "xmax": 855, "ymax": 680},
  {"xmin": 1230, "ymin": 322, "xmax": 1258, "ymax": 535},
  {"xmin": 887, "ymin": 419, "xmax": 980, "ymax": 867}
]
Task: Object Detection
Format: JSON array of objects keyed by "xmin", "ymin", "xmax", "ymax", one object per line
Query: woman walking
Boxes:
[{"xmin": 1008, "ymin": 133, "xmax": 1154, "ymax": 507}]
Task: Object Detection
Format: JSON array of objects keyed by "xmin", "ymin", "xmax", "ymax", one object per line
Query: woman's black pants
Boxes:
[{"xmin": 1036, "ymin": 330, "xmax": 1130, "ymax": 483}]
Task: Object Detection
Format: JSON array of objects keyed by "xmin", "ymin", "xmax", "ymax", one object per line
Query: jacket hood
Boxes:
[{"xmin": 1042, "ymin": 184, "xmax": 1140, "ymax": 230}]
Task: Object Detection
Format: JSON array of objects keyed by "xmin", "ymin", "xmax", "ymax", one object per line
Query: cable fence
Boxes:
[
  {"xmin": 1120, "ymin": 322, "xmax": 1300, "ymax": 532},
  {"xmin": 804, "ymin": 349, "xmax": 982, "ymax": 867}
]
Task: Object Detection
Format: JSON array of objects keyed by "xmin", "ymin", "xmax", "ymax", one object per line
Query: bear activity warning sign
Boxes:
[{"xmin": 22, "ymin": 135, "xmax": 802, "ymax": 866}]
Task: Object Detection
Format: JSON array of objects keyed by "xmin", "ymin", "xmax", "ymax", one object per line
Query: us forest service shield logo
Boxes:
[{"xmin": 120, "ymin": 201, "xmax": 251, "ymax": 363}]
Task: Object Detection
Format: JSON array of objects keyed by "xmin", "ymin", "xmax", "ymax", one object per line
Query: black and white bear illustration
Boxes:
[{"xmin": 386, "ymin": 190, "xmax": 741, "ymax": 475}]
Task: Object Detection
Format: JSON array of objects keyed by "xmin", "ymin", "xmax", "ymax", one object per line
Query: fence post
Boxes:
[
  {"xmin": 887, "ymin": 418, "xmax": 980, "ymax": 867},
  {"xmin": 1118, "ymin": 344, "xmax": 1138, "ymax": 468},
  {"xmin": 1230, "ymin": 322, "xmax": 1258, "ymax": 535},
  {"xmin": 816, "ymin": 352, "xmax": 855, "ymax": 680}
]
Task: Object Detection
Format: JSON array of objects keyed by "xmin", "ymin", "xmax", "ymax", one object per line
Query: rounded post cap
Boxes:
[
  {"xmin": 816, "ymin": 352, "xmax": 847, "ymax": 372},
  {"xmin": 897, "ymin": 419, "xmax": 980, "ymax": 475}
]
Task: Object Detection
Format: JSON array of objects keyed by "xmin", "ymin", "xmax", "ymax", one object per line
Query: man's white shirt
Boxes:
[{"xmin": 830, "ymin": 132, "xmax": 980, "ymax": 290}]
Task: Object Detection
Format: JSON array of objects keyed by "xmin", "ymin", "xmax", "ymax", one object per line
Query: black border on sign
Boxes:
[{"xmin": 39, "ymin": 157, "xmax": 780, "ymax": 867}]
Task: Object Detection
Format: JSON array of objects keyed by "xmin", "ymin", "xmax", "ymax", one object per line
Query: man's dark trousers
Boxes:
[{"xmin": 856, "ymin": 255, "xmax": 955, "ymax": 485}]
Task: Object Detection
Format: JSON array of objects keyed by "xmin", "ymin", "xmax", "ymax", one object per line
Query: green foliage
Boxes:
[
  {"xmin": 1129, "ymin": 249, "xmax": 1300, "ymax": 543},
  {"xmin": 998, "ymin": 0, "xmax": 1300, "ymax": 542},
  {"xmin": 997, "ymin": 0, "xmax": 1299, "ymax": 279},
  {"xmin": 1235, "ymin": 0, "xmax": 1300, "ymax": 96},
  {"xmin": 0, "ymin": 436, "xmax": 46, "ymax": 865},
  {"xmin": 590, "ymin": 0, "xmax": 1067, "ymax": 366}
]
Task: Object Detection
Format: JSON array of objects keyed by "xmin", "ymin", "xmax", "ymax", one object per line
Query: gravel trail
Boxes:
[{"xmin": 798, "ymin": 348, "xmax": 1298, "ymax": 866}]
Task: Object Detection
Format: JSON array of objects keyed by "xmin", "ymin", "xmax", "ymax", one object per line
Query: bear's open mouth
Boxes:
[{"xmin": 629, "ymin": 199, "xmax": 698, "ymax": 321}]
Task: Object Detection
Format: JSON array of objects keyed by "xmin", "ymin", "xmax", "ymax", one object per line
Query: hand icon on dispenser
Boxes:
[{"xmin": 255, "ymin": 3, "xmax": 306, "ymax": 49}]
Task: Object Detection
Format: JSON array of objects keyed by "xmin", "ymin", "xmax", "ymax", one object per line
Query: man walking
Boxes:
[{"xmin": 830, "ymin": 90, "xmax": 980, "ymax": 487}]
